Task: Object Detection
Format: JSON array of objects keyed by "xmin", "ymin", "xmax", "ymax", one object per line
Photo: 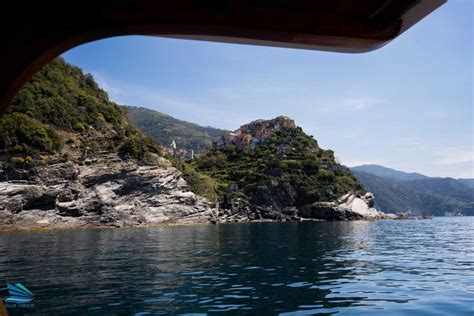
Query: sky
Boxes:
[{"xmin": 62, "ymin": 0, "xmax": 473, "ymax": 178}]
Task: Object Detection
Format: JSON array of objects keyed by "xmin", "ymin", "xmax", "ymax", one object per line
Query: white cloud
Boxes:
[
  {"xmin": 342, "ymin": 97, "xmax": 384, "ymax": 111},
  {"xmin": 433, "ymin": 146, "xmax": 474, "ymax": 165}
]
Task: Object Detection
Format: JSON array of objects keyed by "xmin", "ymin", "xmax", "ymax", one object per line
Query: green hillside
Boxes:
[
  {"xmin": 186, "ymin": 125, "xmax": 363, "ymax": 209},
  {"xmin": 127, "ymin": 106, "xmax": 226, "ymax": 152},
  {"xmin": 0, "ymin": 58, "xmax": 161, "ymax": 168},
  {"xmin": 353, "ymin": 170, "xmax": 474, "ymax": 216},
  {"xmin": 403, "ymin": 177, "xmax": 473, "ymax": 202}
]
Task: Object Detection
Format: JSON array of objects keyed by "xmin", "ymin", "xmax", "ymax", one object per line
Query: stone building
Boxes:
[{"xmin": 214, "ymin": 116, "xmax": 297, "ymax": 151}]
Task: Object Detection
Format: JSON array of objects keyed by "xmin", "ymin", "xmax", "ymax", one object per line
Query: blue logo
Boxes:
[{"xmin": 4, "ymin": 283, "xmax": 34, "ymax": 303}]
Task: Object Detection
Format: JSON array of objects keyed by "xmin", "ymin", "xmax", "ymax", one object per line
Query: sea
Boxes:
[{"xmin": 0, "ymin": 217, "xmax": 472, "ymax": 315}]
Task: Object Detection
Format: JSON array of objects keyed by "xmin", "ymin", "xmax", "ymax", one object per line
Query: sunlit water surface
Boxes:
[{"xmin": 0, "ymin": 217, "xmax": 473, "ymax": 315}]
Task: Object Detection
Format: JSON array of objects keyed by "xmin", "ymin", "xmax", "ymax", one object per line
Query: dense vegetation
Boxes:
[
  {"xmin": 188, "ymin": 127, "xmax": 363, "ymax": 209},
  {"xmin": 127, "ymin": 106, "xmax": 226, "ymax": 152},
  {"xmin": 171, "ymin": 159, "xmax": 219, "ymax": 204},
  {"xmin": 353, "ymin": 169, "xmax": 474, "ymax": 216},
  {"xmin": 0, "ymin": 58, "xmax": 161, "ymax": 165}
]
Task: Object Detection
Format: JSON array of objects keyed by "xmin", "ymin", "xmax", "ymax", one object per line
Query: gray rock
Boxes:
[
  {"xmin": 299, "ymin": 202, "xmax": 355, "ymax": 220},
  {"xmin": 300, "ymin": 191, "xmax": 393, "ymax": 221},
  {"xmin": 0, "ymin": 153, "xmax": 218, "ymax": 230}
]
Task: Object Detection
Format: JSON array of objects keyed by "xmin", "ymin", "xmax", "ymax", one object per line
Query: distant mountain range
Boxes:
[
  {"xmin": 458, "ymin": 178, "xmax": 474, "ymax": 188},
  {"xmin": 127, "ymin": 106, "xmax": 226, "ymax": 152},
  {"xmin": 351, "ymin": 164, "xmax": 428, "ymax": 181},
  {"xmin": 351, "ymin": 165, "xmax": 474, "ymax": 216}
]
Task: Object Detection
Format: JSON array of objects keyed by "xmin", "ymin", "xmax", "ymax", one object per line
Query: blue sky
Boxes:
[{"xmin": 62, "ymin": 0, "xmax": 473, "ymax": 178}]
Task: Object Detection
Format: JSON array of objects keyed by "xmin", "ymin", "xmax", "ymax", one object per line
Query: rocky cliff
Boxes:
[
  {"xmin": 0, "ymin": 57, "xmax": 219, "ymax": 231},
  {"xmin": 0, "ymin": 154, "xmax": 217, "ymax": 230}
]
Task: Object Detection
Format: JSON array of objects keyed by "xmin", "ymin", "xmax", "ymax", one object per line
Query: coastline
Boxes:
[{"xmin": 0, "ymin": 215, "xmax": 416, "ymax": 234}]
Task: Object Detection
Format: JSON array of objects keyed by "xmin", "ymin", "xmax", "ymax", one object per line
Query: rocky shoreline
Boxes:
[
  {"xmin": 0, "ymin": 154, "xmax": 398, "ymax": 232},
  {"xmin": 300, "ymin": 192, "xmax": 396, "ymax": 221},
  {"xmin": 0, "ymin": 154, "xmax": 219, "ymax": 231}
]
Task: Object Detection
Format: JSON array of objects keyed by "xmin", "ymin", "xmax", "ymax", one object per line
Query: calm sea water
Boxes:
[{"xmin": 0, "ymin": 217, "xmax": 473, "ymax": 315}]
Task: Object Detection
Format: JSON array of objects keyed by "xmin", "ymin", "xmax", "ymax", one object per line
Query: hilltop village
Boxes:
[
  {"xmin": 164, "ymin": 116, "xmax": 297, "ymax": 161},
  {"xmin": 214, "ymin": 116, "xmax": 296, "ymax": 151}
]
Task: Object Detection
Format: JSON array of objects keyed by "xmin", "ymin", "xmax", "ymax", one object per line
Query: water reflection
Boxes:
[{"xmin": 0, "ymin": 218, "xmax": 473, "ymax": 315}]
